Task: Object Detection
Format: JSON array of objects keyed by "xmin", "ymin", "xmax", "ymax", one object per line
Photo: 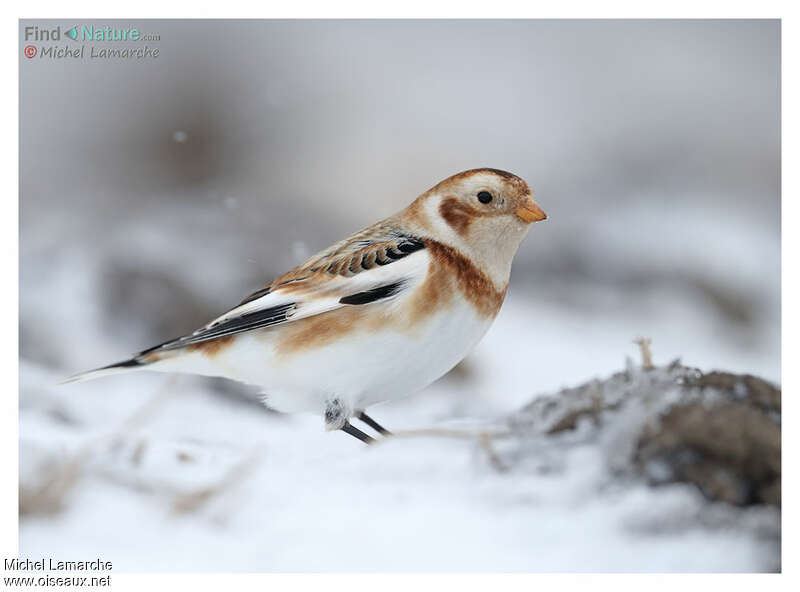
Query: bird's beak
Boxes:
[{"xmin": 515, "ymin": 195, "xmax": 547, "ymax": 223}]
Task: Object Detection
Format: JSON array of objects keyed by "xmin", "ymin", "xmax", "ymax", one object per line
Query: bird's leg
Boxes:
[
  {"xmin": 355, "ymin": 411, "xmax": 392, "ymax": 436},
  {"xmin": 325, "ymin": 398, "xmax": 374, "ymax": 444},
  {"xmin": 341, "ymin": 421, "xmax": 375, "ymax": 444}
]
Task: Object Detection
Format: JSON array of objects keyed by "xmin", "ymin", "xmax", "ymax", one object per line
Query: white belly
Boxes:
[{"xmin": 200, "ymin": 299, "xmax": 493, "ymax": 415}]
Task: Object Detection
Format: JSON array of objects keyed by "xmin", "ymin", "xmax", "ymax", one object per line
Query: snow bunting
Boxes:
[{"xmin": 64, "ymin": 168, "xmax": 546, "ymax": 443}]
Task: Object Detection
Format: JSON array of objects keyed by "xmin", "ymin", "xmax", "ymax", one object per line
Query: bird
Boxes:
[{"xmin": 63, "ymin": 168, "xmax": 547, "ymax": 443}]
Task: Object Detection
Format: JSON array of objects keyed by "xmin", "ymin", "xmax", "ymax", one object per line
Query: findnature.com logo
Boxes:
[{"xmin": 23, "ymin": 24, "xmax": 160, "ymax": 60}]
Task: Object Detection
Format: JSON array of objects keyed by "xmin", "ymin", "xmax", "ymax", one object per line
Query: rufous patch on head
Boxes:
[
  {"xmin": 432, "ymin": 168, "xmax": 531, "ymax": 200},
  {"xmin": 187, "ymin": 335, "xmax": 235, "ymax": 358},
  {"xmin": 439, "ymin": 197, "xmax": 478, "ymax": 236}
]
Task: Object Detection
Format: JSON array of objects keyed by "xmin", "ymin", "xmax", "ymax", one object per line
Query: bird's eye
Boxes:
[{"xmin": 477, "ymin": 191, "xmax": 493, "ymax": 204}]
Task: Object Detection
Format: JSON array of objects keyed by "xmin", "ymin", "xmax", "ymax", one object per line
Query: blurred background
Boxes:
[{"xmin": 19, "ymin": 20, "xmax": 780, "ymax": 571}]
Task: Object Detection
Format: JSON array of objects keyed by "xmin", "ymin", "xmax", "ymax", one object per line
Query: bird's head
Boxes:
[{"xmin": 402, "ymin": 168, "xmax": 546, "ymax": 285}]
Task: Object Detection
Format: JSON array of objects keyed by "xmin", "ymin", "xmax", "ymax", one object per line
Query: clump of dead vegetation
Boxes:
[{"xmin": 505, "ymin": 342, "xmax": 780, "ymax": 507}]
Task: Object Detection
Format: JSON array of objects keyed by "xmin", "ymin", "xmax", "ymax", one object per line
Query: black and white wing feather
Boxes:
[{"xmin": 140, "ymin": 229, "xmax": 428, "ymax": 354}]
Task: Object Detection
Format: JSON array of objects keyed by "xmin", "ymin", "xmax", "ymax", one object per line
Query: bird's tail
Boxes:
[{"xmin": 59, "ymin": 357, "xmax": 147, "ymax": 385}]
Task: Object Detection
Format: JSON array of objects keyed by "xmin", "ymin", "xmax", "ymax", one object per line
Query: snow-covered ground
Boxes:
[{"xmin": 19, "ymin": 377, "xmax": 779, "ymax": 572}]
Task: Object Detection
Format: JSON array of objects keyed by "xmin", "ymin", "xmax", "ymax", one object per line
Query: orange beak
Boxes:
[{"xmin": 515, "ymin": 195, "xmax": 547, "ymax": 223}]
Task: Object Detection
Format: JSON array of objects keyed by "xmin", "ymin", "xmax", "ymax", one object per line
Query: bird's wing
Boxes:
[{"xmin": 141, "ymin": 227, "xmax": 428, "ymax": 354}]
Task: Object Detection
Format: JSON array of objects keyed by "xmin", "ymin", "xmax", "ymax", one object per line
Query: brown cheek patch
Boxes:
[
  {"xmin": 186, "ymin": 335, "xmax": 235, "ymax": 358},
  {"xmin": 439, "ymin": 197, "xmax": 478, "ymax": 237}
]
